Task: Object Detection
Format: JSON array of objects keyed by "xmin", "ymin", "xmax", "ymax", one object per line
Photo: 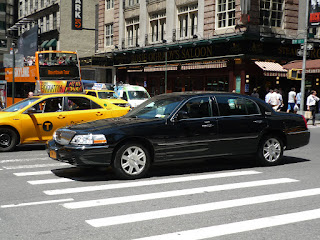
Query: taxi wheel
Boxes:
[
  {"xmin": 257, "ymin": 135, "xmax": 284, "ymax": 166},
  {"xmin": 0, "ymin": 128, "xmax": 18, "ymax": 152},
  {"xmin": 113, "ymin": 143, "xmax": 151, "ymax": 180}
]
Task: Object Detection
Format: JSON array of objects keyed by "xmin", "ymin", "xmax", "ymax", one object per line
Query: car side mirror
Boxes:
[
  {"xmin": 265, "ymin": 111, "xmax": 272, "ymax": 116},
  {"xmin": 172, "ymin": 111, "xmax": 188, "ymax": 122},
  {"xmin": 27, "ymin": 107, "xmax": 37, "ymax": 114}
]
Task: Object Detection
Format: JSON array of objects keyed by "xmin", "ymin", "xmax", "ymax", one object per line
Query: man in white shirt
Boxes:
[
  {"xmin": 265, "ymin": 89, "xmax": 273, "ymax": 104},
  {"xmin": 269, "ymin": 90, "xmax": 280, "ymax": 111},
  {"xmin": 307, "ymin": 90, "xmax": 320, "ymax": 126},
  {"xmin": 287, "ymin": 87, "xmax": 296, "ymax": 113}
]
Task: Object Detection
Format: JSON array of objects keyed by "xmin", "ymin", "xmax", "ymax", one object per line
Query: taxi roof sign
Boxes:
[{"xmin": 92, "ymin": 83, "xmax": 107, "ymax": 90}]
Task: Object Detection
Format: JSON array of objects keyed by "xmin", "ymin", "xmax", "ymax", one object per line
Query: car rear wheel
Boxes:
[
  {"xmin": 0, "ymin": 128, "xmax": 18, "ymax": 152},
  {"xmin": 257, "ymin": 135, "xmax": 284, "ymax": 166},
  {"xmin": 113, "ymin": 143, "xmax": 151, "ymax": 180}
]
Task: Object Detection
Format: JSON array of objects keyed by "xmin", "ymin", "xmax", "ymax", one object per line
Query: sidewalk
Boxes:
[{"xmin": 307, "ymin": 113, "xmax": 320, "ymax": 127}]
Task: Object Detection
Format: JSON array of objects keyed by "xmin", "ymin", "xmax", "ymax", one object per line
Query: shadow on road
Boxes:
[
  {"xmin": 50, "ymin": 155, "xmax": 310, "ymax": 182},
  {"xmin": 15, "ymin": 144, "xmax": 46, "ymax": 152}
]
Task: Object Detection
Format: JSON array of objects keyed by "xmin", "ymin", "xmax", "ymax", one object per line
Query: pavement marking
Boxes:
[
  {"xmin": 64, "ymin": 178, "xmax": 297, "ymax": 210},
  {"xmin": 1, "ymin": 198, "xmax": 74, "ymax": 208},
  {"xmin": 14, "ymin": 170, "xmax": 53, "ymax": 176},
  {"xmin": 0, "ymin": 158, "xmax": 48, "ymax": 163},
  {"xmin": 28, "ymin": 178, "xmax": 74, "ymax": 185},
  {"xmin": 133, "ymin": 208, "xmax": 320, "ymax": 240},
  {"xmin": 3, "ymin": 163, "xmax": 69, "ymax": 170},
  {"xmin": 86, "ymin": 187, "xmax": 317, "ymax": 227},
  {"xmin": 44, "ymin": 170, "xmax": 261, "ymax": 195}
]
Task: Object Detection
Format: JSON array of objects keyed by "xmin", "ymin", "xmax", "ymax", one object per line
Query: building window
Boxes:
[
  {"xmin": 0, "ymin": 40, "xmax": 7, "ymax": 48},
  {"xmin": 216, "ymin": 0, "xmax": 235, "ymax": 28},
  {"xmin": 149, "ymin": 12, "xmax": 166, "ymax": 43},
  {"xmin": 46, "ymin": 15, "xmax": 50, "ymax": 31},
  {"xmin": 178, "ymin": 4, "xmax": 198, "ymax": 39},
  {"xmin": 30, "ymin": 0, "xmax": 33, "ymax": 12},
  {"xmin": 39, "ymin": 17, "xmax": 43, "ymax": 33},
  {"xmin": 105, "ymin": 24, "xmax": 113, "ymax": 46},
  {"xmin": 126, "ymin": 18, "xmax": 139, "ymax": 47},
  {"xmin": 0, "ymin": 3, "xmax": 6, "ymax": 12},
  {"xmin": 128, "ymin": 0, "xmax": 138, "ymax": 6},
  {"xmin": 53, "ymin": 12, "xmax": 57, "ymax": 29},
  {"xmin": 260, "ymin": 0, "xmax": 283, "ymax": 27},
  {"xmin": 41, "ymin": 0, "xmax": 44, "ymax": 8},
  {"xmin": 35, "ymin": 0, "xmax": 38, "ymax": 9},
  {"xmin": 0, "ymin": 21, "xmax": 5, "ymax": 30},
  {"xmin": 25, "ymin": 0, "xmax": 28, "ymax": 15},
  {"xmin": 106, "ymin": 0, "xmax": 114, "ymax": 9}
]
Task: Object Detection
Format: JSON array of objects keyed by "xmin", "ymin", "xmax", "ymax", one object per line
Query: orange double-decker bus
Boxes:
[{"xmin": 5, "ymin": 50, "xmax": 83, "ymax": 106}]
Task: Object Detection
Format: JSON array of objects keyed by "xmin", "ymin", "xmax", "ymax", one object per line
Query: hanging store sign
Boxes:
[
  {"xmin": 72, "ymin": 0, "xmax": 82, "ymax": 30},
  {"xmin": 309, "ymin": 0, "xmax": 320, "ymax": 27}
]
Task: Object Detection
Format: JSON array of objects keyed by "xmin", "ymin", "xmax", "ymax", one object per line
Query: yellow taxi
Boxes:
[
  {"xmin": 0, "ymin": 93, "xmax": 130, "ymax": 151},
  {"xmin": 85, "ymin": 89, "xmax": 132, "ymax": 108}
]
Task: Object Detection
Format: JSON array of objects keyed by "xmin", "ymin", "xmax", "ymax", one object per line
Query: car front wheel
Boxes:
[
  {"xmin": 0, "ymin": 128, "xmax": 18, "ymax": 152},
  {"xmin": 113, "ymin": 143, "xmax": 151, "ymax": 180},
  {"xmin": 257, "ymin": 135, "xmax": 284, "ymax": 166}
]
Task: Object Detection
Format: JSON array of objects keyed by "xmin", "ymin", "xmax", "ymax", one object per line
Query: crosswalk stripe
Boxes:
[
  {"xmin": 28, "ymin": 178, "xmax": 74, "ymax": 185},
  {"xmin": 133, "ymin": 208, "xmax": 320, "ymax": 240},
  {"xmin": 64, "ymin": 178, "xmax": 297, "ymax": 210},
  {"xmin": 1, "ymin": 198, "xmax": 74, "ymax": 208},
  {"xmin": 3, "ymin": 163, "xmax": 68, "ymax": 170},
  {"xmin": 86, "ymin": 187, "xmax": 318, "ymax": 227},
  {"xmin": 0, "ymin": 158, "xmax": 48, "ymax": 163},
  {"xmin": 44, "ymin": 170, "xmax": 261, "ymax": 195},
  {"xmin": 14, "ymin": 171, "xmax": 53, "ymax": 176}
]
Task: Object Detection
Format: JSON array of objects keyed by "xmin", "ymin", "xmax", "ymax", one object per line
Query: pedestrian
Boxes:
[
  {"xmin": 265, "ymin": 89, "xmax": 273, "ymax": 104},
  {"xmin": 251, "ymin": 88, "xmax": 259, "ymax": 98},
  {"xmin": 287, "ymin": 87, "xmax": 297, "ymax": 113},
  {"xmin": 268, "ymin": 89, "xmax": 279, "ymax": 111},
  {"xmin": 28, "ymin": 92, "xmax": 34, "ymax": 98},
  {"xmin": 306, "ymin": 90, "xmax": 319, "ymax": 126},
  {"xmin": 276, "ymin": 89, "xmax": 283, "ymax": 112},
  {"xmin": 296, "ymin": 90, "xmax": 301, "ymax": 109}
]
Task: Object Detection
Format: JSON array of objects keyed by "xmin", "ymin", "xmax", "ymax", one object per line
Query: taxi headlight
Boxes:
[
  {"xmin": 70, "ymin": 134, "xmax": 107, "ymax": 145},
  {"xmin": 125, "ymin": 103, "xmax": 131, "ymax": 108}
]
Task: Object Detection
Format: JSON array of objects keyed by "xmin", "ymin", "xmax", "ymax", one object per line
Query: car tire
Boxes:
[
  {"xmin": 113, "ymin": 143, "xmax": 151, "ymax": 180},
  {"xmin": 257, "ymin": 135, "xmax": 284, "ymax": 166},
  {"xmin": 0, "ymin": 128, "xmax": 18, "ymax": 152}
]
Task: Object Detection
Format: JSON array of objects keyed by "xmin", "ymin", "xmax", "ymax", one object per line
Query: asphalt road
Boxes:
[{"xmin": 1, "ymin": 126, "xmax": 320, "ymax": 240}]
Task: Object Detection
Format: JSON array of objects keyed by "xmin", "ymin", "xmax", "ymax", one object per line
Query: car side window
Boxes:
[
  {"xmin": 32, "ymin": 97, "xmax": 63, "ymax": 113},
  {"xmin": 216, "ymin": 96, "xmax": 247, "ymax": 116},
  {"xmin": 178, "ymin": 97, "xmax": 211, "ymax": 119},
  {"xmin": 91, "ymin": 100, "xmax": 103, "ymax": 109},
  {"xmin": 86, "ymin": 91, "xmax": 97, "ymax": 97},
  {"xmin": 245, "ymin": 98, "xmax": 260, "ymax": 115},
  {"xmin": 122, "ymin": 92, "xmax": 128, "ymax": 101},
  {"xmin": 67, "ymin": 97, "xmax": 91, "ymax": 111}
]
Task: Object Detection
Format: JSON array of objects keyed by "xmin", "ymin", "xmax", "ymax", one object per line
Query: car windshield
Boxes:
[
  {"xmin": 127, "ymin": 91, "xmax": 149, "ymax": 100},
  {"xmin": 126, "ymin": 96, "xmax": 183, "ymax": 119},
  {"xmin": 3, "ymin": 98, "xmax": 39, "ymax": 112},
  {"xmin": 98, "ymin": 91, "xmax": 119, "ymax": 99}
]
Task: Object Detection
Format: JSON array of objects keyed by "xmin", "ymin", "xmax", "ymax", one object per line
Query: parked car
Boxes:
[
  {"xmin": 0, "ymin": 93, "xmax": 130, "ymax": 151},
  {"xmin": 47, "ymin": 92, "xmax": 310, "ymax": 179},
  {"xmin": 85, "ymin": 89, "xmax": 131, "ymax": 109},
  {"xmin": 114, "ymin": 84, "xmax": 150, "ymax": 108}
]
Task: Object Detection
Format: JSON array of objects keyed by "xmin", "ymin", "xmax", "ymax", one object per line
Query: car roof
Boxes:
[{"xmin": 85, "ymin": 89, "xmax": 114, "ymax": 92}]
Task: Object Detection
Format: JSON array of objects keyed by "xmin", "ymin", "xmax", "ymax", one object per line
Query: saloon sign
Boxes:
[{"xmin": 72, "ymin": 0, "xmax": 82, "ymax": 30}]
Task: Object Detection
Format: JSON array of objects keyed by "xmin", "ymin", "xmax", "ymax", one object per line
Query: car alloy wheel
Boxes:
[
  {"xmin": 257, "ymin": 135, "xmax": 283, "ymax": 166},
  {"xmin": 113, "ymin": 143, "xmax": 151, "ymax": 179},
  {"xmin": 0, "ymin": 128, "xmax": 18, "ymax": 152}
]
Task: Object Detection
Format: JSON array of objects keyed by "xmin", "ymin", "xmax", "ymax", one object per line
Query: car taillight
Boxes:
[{"xmin": 301, "ymin": 115, "xmax": 308, "ymax": 129}]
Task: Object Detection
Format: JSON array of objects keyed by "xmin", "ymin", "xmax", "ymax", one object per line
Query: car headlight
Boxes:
[
  {"xmin": 125, "ymin": 103, "xmax": 131, "ymax": 108},
  {"xmin": 70, "ymin": 134, "xmax": 107, "ymax": 145}
]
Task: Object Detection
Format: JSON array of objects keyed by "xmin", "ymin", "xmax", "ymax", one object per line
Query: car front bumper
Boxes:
[
  {"xmin": 46, "ymin": 140, "xmax": 113, "ymax": 167},
  {"xmin": 286, "ymin": 130, "xmax": 310, "ymax": 150}
]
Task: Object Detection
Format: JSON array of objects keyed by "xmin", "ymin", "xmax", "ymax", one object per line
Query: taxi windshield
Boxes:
[
  {"xmin": 128, "ymin": 91, "xmax": 149, "ymax": 100},
  {"xmin": 126, "ymin": 97, "xmax": 182, "ymax": 119},
  {"xmin": 98, "ymin": 91, "xmax": 119, "ymax": 99},
  {"xmin": 3, "ymin": 98, "xmax": 39, "ymax": 112}
]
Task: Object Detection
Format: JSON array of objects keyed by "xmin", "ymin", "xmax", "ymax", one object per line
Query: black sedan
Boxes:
[{"xmin": 47, "ymin": 92, "xmax": 310, "ymax": 179}]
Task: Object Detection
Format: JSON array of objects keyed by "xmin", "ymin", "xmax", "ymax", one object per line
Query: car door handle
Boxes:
[
  {"xmin": 57, "ymin": 115, "xmax": 65, "ymax": 119},
  {"xmin": 202, "ymin": 124, "xmax": 214, "ymax": 128},
  {"xmin": 253, "ymin": 120, "xmax": 263, "ymax": 124},
  {"xmin": 96, "ymin": 112, "xmax": 103, "ymax": 116}
]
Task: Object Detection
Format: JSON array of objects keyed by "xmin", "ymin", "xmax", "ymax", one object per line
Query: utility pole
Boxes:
[
  {"xmin": 300, "ymin": 1, "xmax": 310, "ymax": 112},
  {"xmin": 11, "ymin": 42, "xmax": 15, "ymax": 104},
  {"xmin": 165, "ymin": 50, "xmax": 167, "ymax": 93}
]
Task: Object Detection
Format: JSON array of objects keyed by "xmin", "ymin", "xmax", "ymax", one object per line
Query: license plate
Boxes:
[{"xmin": 49, "ymin": 150, "xmax": 57, "ymax": 159}]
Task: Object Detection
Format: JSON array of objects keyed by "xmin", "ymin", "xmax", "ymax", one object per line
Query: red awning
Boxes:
[
  {"xmin": 181, "ymin": 61, "xmax": 227, "ymax": 70},
  {"xmin": 283, "ymin": 59, "xmax": 320, "ymax": 73},
  {"xmin": 255, "ymin": 61, "xmax": 288, "ymax": 77}
]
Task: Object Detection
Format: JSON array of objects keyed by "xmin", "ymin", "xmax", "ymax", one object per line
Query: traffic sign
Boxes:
[
  {"xmin": 300, "ymin": 43, "xmax": 314, "ymax": 51},
  {"xmin": 297, "ymin": 49, "xmax": 310, "ymax": 57},
  {"xmin": 292, "ymin": 39, "xmax": 304, "ymax": 44}
]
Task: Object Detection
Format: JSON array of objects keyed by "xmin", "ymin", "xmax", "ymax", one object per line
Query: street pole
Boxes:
[
  {"xmin": 11, "ymin": 43, "xmax": 15, "ymax": 104},
  {"xmin": 300, "ymin": 1, "xmax": 309, "ymax": 112},
  {"xmin": 165, "ymin": 51, "xmax": 167, "ymax": 93}
]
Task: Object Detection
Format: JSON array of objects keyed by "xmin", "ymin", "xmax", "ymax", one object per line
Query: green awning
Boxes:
[
  {"xmin": 40, "ymin": 40, "xmax": 49, "ymax": 48},
  {"xmin": 46, "ymin": 39, "xmax": 57, "ymax": 48}
]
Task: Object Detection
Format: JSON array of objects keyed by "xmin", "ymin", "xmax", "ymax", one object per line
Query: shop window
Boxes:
[
  {"xmin": 216, "ymin": 0, "xmax": 235, "ymax": 28},
  {"xmin": 260, "ymin": 0, "xmax": 283, "ymax": 27},
  {"xmin": 178, "ymin": 4, "xmax": 198, "ymax": 39},
  {"xmin": 105, "ymin": 24, "xmax": 113, "ymax": 46}
]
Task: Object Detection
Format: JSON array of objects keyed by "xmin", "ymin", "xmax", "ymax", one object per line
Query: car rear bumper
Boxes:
[
  {"xmin": 46, "ymin": 140, "xmax": 113, "ymax": 167},
  {"xmin": 286, "ymin": 130, "xmax": 310, "ymax": 150}
]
